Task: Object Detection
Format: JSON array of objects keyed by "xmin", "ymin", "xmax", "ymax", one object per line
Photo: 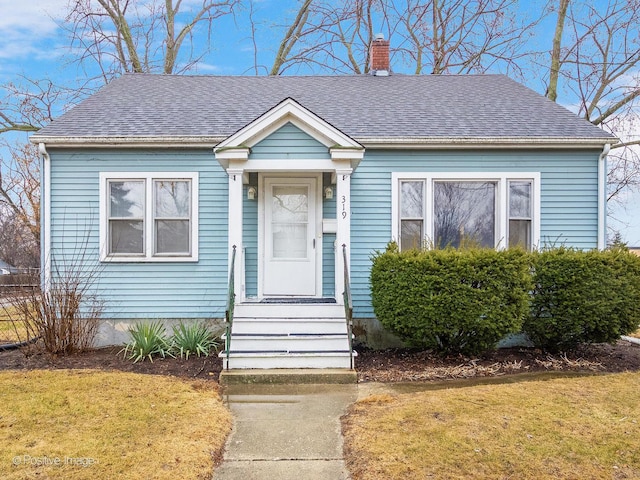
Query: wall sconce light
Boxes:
[
  {"xmin": 247, "ymin": 186, "xmax": 257, "ymax": 200},
  {"xmin": 324, "ymin": 186, "xmax": 334, "ymax": 200}
]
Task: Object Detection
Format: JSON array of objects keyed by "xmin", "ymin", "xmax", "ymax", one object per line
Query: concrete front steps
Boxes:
[
  {"xmin": 219, "ymin": 368, "xmax": 357, "ymax": 385},
  {"xmin": 219, "ymin": 303, "xmax": 356, "ymax": 375}
]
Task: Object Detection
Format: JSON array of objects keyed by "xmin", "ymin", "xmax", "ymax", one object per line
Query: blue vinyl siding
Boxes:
[
  {"xmin": 49, "ymin": 148, "xmax": 228, "ymax": 319},
  {"xmin": 349, "ymin": 149, "xmax": 602, "ymax": 318},
  {"xmin": 48, "ymin": 143, "xmax": 602, "ymax": 323},
  {"xmin": 250, "ymin": 122, "xmax": 328, "ymax": 159}
]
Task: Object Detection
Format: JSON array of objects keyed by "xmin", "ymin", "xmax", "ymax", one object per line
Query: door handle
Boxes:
[{"xmin": 312, "ymin": 238, "xmax": 316, "ymax": 249}]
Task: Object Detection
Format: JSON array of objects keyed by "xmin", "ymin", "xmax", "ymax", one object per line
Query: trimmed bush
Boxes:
[
  {"xmin": 525, "ymin": 247, "xmax": 640, "ymax": 352},
  {"xmin": 371, "ymin": 243, "xmax": 532, "ymax": 356}
]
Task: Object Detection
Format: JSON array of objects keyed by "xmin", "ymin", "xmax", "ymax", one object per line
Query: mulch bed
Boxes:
[{"xmin": 1, "ymin": 340, "xmax": 640, "ymax": 383}]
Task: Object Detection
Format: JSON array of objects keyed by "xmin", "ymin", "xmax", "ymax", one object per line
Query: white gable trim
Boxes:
[
  {"xmin": 216, "ymin": 97, "xmax": 362, "ymax": 150},
  {"xmin": 214, "ymin": 98, "xmax": 364, "ymax": 170}
]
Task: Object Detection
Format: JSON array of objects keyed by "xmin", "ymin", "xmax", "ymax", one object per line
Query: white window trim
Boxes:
[
  {"xmin": 99, "ymin": 172, "xmax": 199, "ymax": 262},
  {"xmin": 392, "ymin": 172, "xmax": 541, "ymax": 250}
]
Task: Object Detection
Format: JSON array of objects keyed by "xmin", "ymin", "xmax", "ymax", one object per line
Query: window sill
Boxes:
[{"xmin": 100, "ymin": 255, "xmax": 199, "ymax": 263}]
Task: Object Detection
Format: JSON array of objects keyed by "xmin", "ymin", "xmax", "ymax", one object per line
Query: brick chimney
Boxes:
[{"xmin": 370, "ymin": 33, "xmax": 390, "ymax": 76}]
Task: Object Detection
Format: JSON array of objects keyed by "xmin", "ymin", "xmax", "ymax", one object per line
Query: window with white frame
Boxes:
[
  {"xmin": 100, "ymin": 173, "xmax": 198, "ymax": 261},
  {"xmin": 394, "ymin": 173, "xmax": 539, "ymax": 251}
]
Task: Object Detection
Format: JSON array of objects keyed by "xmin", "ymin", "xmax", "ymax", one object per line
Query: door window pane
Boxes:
[
  {"xmin": 271, "ymin": 186, "xmax": 308, "ymax": 259},
  {"xmin": 434, "ymin": 181, "xmax": 496, "ymax": 248},
  {"xmin": 273, "ymin": 224, "xmax": 307, "ymax": 258}
]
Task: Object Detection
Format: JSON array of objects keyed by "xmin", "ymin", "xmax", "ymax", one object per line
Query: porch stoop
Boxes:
[
  {"xmin": 219, "ymin": 303, "xmax": 357, "ymax": 374},
  {"xmin": 219, "ymin": 368, "xmax": 357, "ymax": 385}
]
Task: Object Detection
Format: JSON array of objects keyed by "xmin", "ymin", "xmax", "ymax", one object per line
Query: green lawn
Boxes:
[{"xmin": 344, "ymin": 372, "xmax": 640, "ymax": 480}]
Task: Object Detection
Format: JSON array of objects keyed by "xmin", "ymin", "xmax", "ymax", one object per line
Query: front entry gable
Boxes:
[
  {"xmin": 214, "ymin": 97, "xmax": 364, "ymax": 170},
  {"xmin": 250, "ymin": 122, "xmax": 329, "ymax": 160},
  {"xmin": 215, "ymin": 97, "xmax": 360, "ymax": 306}
]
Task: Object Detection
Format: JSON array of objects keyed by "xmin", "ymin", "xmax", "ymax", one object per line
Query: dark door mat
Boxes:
[{"xmin": 260, "ymin": 297, "xmax": 337, "ymax": 304}]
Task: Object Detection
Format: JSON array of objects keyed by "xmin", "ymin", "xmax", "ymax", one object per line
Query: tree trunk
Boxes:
[{"xmin": 547, "ymin": 0, "xmax": 570, "ymax": 102}]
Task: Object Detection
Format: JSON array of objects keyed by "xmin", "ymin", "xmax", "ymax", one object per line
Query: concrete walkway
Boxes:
[{"xmin": 214, "ymin": 384, "xmax": 358, "ymax": 480}]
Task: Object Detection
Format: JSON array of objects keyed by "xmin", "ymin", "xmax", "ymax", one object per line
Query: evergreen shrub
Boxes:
[
  {"xmin": 370, "ymin": 243, "xmax": 532, "ymax": 356},
  {"xmin": 525, "ymin": 246, "xmax": 640, "ymax": 352}
]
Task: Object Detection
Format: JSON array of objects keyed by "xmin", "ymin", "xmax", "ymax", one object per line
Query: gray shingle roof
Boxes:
[{"xmin": 32, "ymin": 73, "xmax": 614, "ymax": 144}]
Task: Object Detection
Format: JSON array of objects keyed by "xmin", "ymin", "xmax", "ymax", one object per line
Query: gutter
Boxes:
[
  {"xmin": 359, "ymin": 137, "xmax": 617, "ymax": 150},
  {"xmin": 38, "ymin": 143, "xmax": 51, "ymax": 293},
  {"xmin": 598, "ymin": 143, "xmax": 611, "ymax": 250},
  {"xmin": 29, "ymin": 136, "xmax": 226, "ymax": 148},
  {"xmin": 29, "ymin": 135, "xmax": 616, "ymax": 150}
]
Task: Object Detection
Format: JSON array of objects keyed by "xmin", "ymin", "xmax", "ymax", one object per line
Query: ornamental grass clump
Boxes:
[
  {"xmin": 121, "ymin": 320, "xmax": 174, "ymax": 363},
  {"xmin": 172, "ymin": 321, "xmax": 219, "ymax": 359},
  {"xmin": 370, "ymin": 242, "xmax": 532, "ymax": 356}
]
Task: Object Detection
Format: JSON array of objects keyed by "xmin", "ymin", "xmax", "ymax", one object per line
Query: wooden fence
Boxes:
[{"xmin": 0, "ymin": 271, "xmax": 40, "ymax": 294}]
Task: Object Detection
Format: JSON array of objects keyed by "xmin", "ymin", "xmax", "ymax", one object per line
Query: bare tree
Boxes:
[
  {"xmin": 0, "ymin": 79, "xmax": 63, "ymax": 134},
  {"xmin": 0, "ymin": 208, "xmax": 39, "ymax": 268},
  {"xmin": 392, "ymin": 0, "xmax": 536, "ymax": 75},
  {"xmin": 63, "ymin": 0, "xmax": 240, "ymax": 82},
  {"xmin": 544, "ymin": 0, "xmax": 640, "ymax": 203},
  {"xmin": 546, "ymin": 0, "xmax": 569, "ymax": 102},
  {"xmin": 307, "ymin": 0, "xmax": 384, "ymax": 74},
  {"xmin": 0, "ymin": 141, "xmax": 40, "ymax": 251},
  {"xmin": 270, "ymin": 0, "xmax": 314, "ymax": 75},
  {"xmin": 0, "ymin": 1, "xmax": 240, "ymax": 263},
  {"xmin": 249, "ymin": 0, "xmax": 386, "ymax": 75},
  {"xmin": 261, "ymin": 0, "xmax": 537, "ymax": 76}
]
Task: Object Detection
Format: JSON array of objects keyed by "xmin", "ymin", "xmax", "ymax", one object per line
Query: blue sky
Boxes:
[{"xmin": 1, "ymin": 0, "xmax": 639, "ymax": 244}]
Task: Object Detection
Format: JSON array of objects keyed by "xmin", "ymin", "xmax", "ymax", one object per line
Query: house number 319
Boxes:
[{"xmin": 341, "ymin": 195, "xmax": 347, "ymax": 219}]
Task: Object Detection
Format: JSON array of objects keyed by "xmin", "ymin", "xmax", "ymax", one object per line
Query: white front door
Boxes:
[{"xmin": 263, "ymin": 177, "xmax": 318, "ymax": 296}]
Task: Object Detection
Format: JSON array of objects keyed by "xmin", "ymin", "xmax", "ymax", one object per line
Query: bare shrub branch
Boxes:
[{"xmin": 1, "ymin": 230, "xmax": 104, "ymax": 355}]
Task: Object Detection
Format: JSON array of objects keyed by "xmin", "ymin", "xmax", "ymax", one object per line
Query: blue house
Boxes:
[{"xmin": 31, "ymin": 42, "xmax": 615, "ymax": 369}]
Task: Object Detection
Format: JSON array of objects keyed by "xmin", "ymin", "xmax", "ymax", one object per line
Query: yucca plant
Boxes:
[
  {"xmin": 121, "ymin": 321, "xmax": 174, "ymax": 363},
  {"xmin": 171, "ymin": 321, "xmax": 219, "ymax": 359}
]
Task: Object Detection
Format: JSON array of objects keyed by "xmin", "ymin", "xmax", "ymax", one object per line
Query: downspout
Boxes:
[
  {"xmin": 598, "ymin": 143, "xmax": 610, "ymax": 250},
  {"xmin": 38, "ymin": 143, "xmax": 51, "ymax": 292}
]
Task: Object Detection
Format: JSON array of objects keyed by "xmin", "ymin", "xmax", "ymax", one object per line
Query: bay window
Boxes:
[{"xmin": 394, "ymin": 173, "xmax": 539, "ymax": 251}]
